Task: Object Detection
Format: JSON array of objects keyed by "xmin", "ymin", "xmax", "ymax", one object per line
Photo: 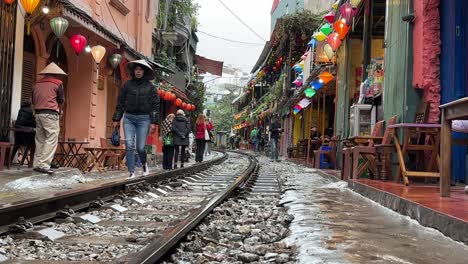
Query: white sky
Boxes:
[{"xmin": 194, "ymin": 0, "xmax": 271, "ymax": 73}]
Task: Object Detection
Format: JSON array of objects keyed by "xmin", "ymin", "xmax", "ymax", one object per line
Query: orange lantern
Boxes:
[
  {"xmin": 4, "ymin": 0, "xmax": 15, "ymax": 4},
  {"xmin": 175, "ymin": 98, "xmax": 182, "ymax": 107},
  {"xmin": 20, "ymin": 0, "xmax": 41, "ymax": 35},
  {"xmin": 334, "ymin": 19, "xmax": 350, "ymax": 40},
  {"xmin": 171, "ymin": 93, "xmax": 176, "ymax": 101},
  {"xmin": 160, "ymin": 90, "xmax": 166, "ymax": 98},
  {"xmin": 318, "ymin": 71, "xmax": 334, "ymax": 84},
  {"xmin": 181, "ymin": 103, "xmax": 187, "ymax": 110},
  {"xmin": 187, "ymin": 104, "xmax": 192, "ymax": 111},
  {"xmin": 157, "ymin": 89, "xmax": 163, "ymax": 97},
  {"xmin": 326, "ymin": 33, "xmax": 342, "ymax": 51},
  {"xmin": 164, "ymin": 92, "xmax": 173, "ymax": 101},
  {"xmin": 192, "ymin": 105, "xmax": 196, "ymax": 111}
]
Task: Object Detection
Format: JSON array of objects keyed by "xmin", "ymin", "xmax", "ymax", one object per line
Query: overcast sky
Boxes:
[{"xmin": 194, "ymin": 0, "xmax": 271, "ymax": 73}]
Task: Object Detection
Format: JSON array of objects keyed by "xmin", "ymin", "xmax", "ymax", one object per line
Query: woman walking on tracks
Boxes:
[
  {"xmin": 112, "ymin": 60, "xmax": 160, "ymax": 178},
  {"xmin": 195, "ymin": 114, "xmax": 213, "ymax": 163},
  {"xmin": 172, "ymin": 110, "xmax": 190, "ymax": 169}
]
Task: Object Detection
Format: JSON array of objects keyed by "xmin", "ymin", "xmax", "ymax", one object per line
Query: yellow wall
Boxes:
[{"xmin": 292, "ymin": 103, "xmax": 329, "ymax": 145}]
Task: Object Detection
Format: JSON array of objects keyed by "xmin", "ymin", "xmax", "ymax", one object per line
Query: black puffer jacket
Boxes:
[
  {"xmin": 16, "ymin": 105, "xmax": 36, "ymax": 128},
  {"xmin": 172, "ymin": 115, "xmax": 190, "ymax": 146},
  {"xmin": 112, "ymin": 78, "xmax": 160, "ymax": 124}
]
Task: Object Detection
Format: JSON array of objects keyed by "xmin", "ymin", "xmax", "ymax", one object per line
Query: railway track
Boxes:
[{"xmin": 0, "ymin": 151, "xmax": 258, "ymax": 263}]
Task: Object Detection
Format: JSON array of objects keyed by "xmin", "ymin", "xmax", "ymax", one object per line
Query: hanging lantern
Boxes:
[
  {"xmin": 70, "ymin": 34, "xmax": 87, "ymax": 55},
  {"xmin": 301, "ymin": 53, "xmax": 308, "ymax": 60},
  {"xmin": 350, "ymin": 0, "xmax": 363, "ymax": 8},
  {"xmin": 313, "ymin": 31, "xmax": 327, "ymax": 42},
  {"xmin": 319, "ymin": 71, "xmax": 334, "ymax": 84},
  {"xmin": 293, "ymin": 80, "xmax": 302, "ymax": 87},
  {"xmin": 332, "ymin": 0, "xmax": 339, "ymax": 9},
  {"xmin": 334, "ymin": 19, "xmax": 350, "ymax": 39},
  {"xmin": 323, "ymin": 11, "xmax": 335, "ymax": 24},
  {"xmin": 311, "ymin": 79, "xmax": 324, "ymax": 90},
  {"xmin": 20, "ymin": 0, "xmax": 40, "ymax": 35},
  {"xmin": 181, "ymin": 103, "xmax": 187, "ymax": 110},
  {"xmin": 304, "ymin": 88, "xmax": 316, "ymax": 98},
  {"xmin": 320, "ymin": 24, "xmax": 333, "ymax": 36},
  {"xmin": 324, "ymin": 44, "xmax": 335, "ymax": 61},
  {"xmin": 109, "ymin": 53, "xmax": 122, "ymax": 69},
  {"xmin": 175, "ymin": 98, "xmax": 182, "ymax": 107},
  {"xmin": 91, "ymin": 45, "xmax": 106, "ymax": 79},
  {"xmin": 299, "ymin": 60, "xmax": 305, "ymax": 68},
  {"xmin": 4, "ymin": 0, "xmax": 15, "ymax": 4},
  {"xmin": 327, "ymin": 33, "xmax": 342, "ymax": 51},
  {"xmin": 160, "ymin": 90, "xmax": 166, "ymax": 98},
  {"xmin": 192, "ymin": 104, "xmax": 197, "ymax": 111},
  {"xmin": 307, "ymin": 38, "xmax": 317, "ymax": 48},
  {"xmin": 164, "ymin": 92, "xmax": 172, "ymax": 101},
  {"xmin": 157, "ymin": 89, "xmax": 163, "ymax": 97},
  {"xmin": 340, "ymin": 2, "xmax": 356, "ymax": 24},
  {"xmin": 50, "ymin": 17, "xmax": 69, "ymax": 57},
  {"xmin": 171, "ymin": 92, "xmax": 176, "ymax": 101}
]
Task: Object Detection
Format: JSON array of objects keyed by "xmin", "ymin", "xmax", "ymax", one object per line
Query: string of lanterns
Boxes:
[{"xmin": 157, "ymin": 89, "xmax": 196, "ymax": 112}]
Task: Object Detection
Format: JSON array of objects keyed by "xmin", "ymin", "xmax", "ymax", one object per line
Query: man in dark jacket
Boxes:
[
  {"xmin": 269, "ymin": 115, "xmax": 282, "ymax": 161},
  {"xmin": 112, "ymin": 60, "xmax": 160, "ymax": 178},
  {"xmin": 172, "ymin": 110, "xmax": 190, "ymax": 168},
  {"xmin": 32, "ymin": 63, "xmax": 66, "ymax": 174}
]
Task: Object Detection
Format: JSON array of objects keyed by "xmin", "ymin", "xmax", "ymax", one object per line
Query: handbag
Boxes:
[
  {"xmin": 163, "ymin": 134, "xmax": 174, "ymax": 146},
  {"xmin": 111, "ymin": 128, "xmax": 120, "ymax": 147},
  {"xmin": 204, "ymin": 128, "xmax": 210, "ymax": 141}
]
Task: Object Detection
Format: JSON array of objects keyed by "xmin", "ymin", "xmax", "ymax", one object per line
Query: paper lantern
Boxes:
[
  {"xmin": 191, "ymin": 104, "xmax": 196, "ymax": 111},
  {"xmin": 175, "ymin": 98, "xmax": 182, "ymax": 107},
  {"xmin": 340, "ymin": 2, "xmax": 356, "ymax": 24},
  {"xmin": 160, "ymin": 90, "xmax": 166, "ymax": 98},
  {"xmin": 304, "ymin": 88, "xmax": 316, "ymax": 98},
  {"xmin": 332, "ymin": 0, "xmax": 339, "ymax": 9},
  {"xmin": 323, "ymin": 11, "xmax": 335, "ymax": 24},
  {"xmin": 334, "ymin": 19, "xmax": 350, "ymax": 39},
  {"xmin": 311, "ymin": 80, "xmax": 324, "ymax": 90},
  {"xmin": 70, "ymin": 34, "xmax": 87, "ymax": 55},
  {"xmin": 109, "ymin": 53, "xmax": 122, "ymax": 69},
  {"xmin": 171, "ymin": 92, "xmax": 176, "ymax": 101},
  {"xmin": 350, "ymin": 0, "xmax": 363, "ymax": 8},
  {"xmin": 319, "ymin": 71, "xmax": 334, "ymax": 84},
  {"xmin": 301, "ymin": 53, "xmax": 308, "ymax": 60},
  {"xmin": 91, "ymin": 45, "xmax": 106, "ymax": 78},
  {"xmin": 313, "ymin": 31, "xmax": 327, "ymax": 42},
  {"xmin": 293, "ymin": 80, "xmax": 302, "ymax": 87},
  {"xmin": 157, "ymin": 89, "xmax": 163, "ymax": 97},
  {"xmin": 181, "ymin": 103, "xmax": 187, "ymax": 110},
  {"xmin": 327, "ymin": 33, "xmax": 342, "ymax": 51},
  {"xmin": 185, "ymin": 104, "xmax": 192, "ymax": 111},
  {"xmin": 4, "ymin": 0, "xmax": 15, "ymax": 4},
  {"xmin": 307, "ymin": 38, "xmax": 317, "ymax": 48},
  {"xmin": 20, "ymin": 0, "xmax": 40, "ymax": 34},
  {"xmin": 50, "ymin": 17, "xmax": 69, "ymax": 39},
  {"xmin": 320, "ymin": 24, "xmax": 333, "ymax": 36},
  {"xmin": 299, "ymin": 60, "xmax": 305, "ymax": 68},
  {"xmin": 324, "ymin": 44, "xmax": 335, "ymax": 60}
]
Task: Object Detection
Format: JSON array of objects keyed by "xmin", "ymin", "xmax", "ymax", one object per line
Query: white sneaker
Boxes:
[
  {"xmin": 128, "ymin": 173, "xmax": 136, "ymax": 179},
  {"xmin": 142, "ymin": 163, "xmax": 149, "ymax": 176}
]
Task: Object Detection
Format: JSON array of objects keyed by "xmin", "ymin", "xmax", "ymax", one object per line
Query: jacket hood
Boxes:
[{"xmin": 175, "ymin": 115, "xmax": 188, "ymax": 122}]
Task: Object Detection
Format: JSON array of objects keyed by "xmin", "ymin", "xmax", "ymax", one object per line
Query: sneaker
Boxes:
[
  {"xmin": 128, "ymin": 173, "xmax": 136, "ymax": 179},
  {"xmin": 142, "ymin": 163, "xmax": 149, "ymax": 176},
  {"xmin": 180, "ymin": 164, "xmax": 184, "ymax": 168},
  {"xmin": 50, "ymin": 163, "xmax": 60, "ymax": 169},
  {"xmin": 33, "ymin": 167, "xmax": 54, "ymax": 175}
]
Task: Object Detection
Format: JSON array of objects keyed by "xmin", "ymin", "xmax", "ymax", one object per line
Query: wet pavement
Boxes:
[{"xmin": 258, "ymin": 156, "xmax": 468, "ymax": 264}]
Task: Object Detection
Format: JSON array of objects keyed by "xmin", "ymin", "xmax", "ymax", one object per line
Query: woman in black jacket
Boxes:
[
  {"xmin": 172, "ymin": 110, "xmax": 190, "ymax": 168},
  {"xmin": 112, "ymin": 60, "xmax": 160, "ymax": 178}
]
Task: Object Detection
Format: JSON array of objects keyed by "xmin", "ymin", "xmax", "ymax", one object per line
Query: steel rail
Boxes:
[
  {"xmin": 0, "ymin": 152, "xmax": 228, "ymax": 233},
  {"xmin": 122, "ymin": 152, "xmax": 258, "ymax": 264}
]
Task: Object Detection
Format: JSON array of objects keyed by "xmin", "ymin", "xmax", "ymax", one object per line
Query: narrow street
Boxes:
[{"xmin": 256, "ymin": 157, "xmax": 468, "ymax": 264}]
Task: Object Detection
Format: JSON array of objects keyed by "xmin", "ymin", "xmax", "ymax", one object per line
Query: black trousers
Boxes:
[
  {"xmin": 195, "ymin": 139, "xmax": 206, "ymax": 162},
  {"xmin": 174, "ymin": 145, "xmax": 186, "ymax": 165},
  {"xmin": 162, "ymin": 145, "xmax": 174, "ymax": 169}
]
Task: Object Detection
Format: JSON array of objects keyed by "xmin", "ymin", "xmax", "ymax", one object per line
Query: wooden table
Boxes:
[
  {"xmin": 84, "ymin": 147, "xmax": 126, "ymax": 173},
  {"xmin": 388, "ymin": 123, "xmax": 441, "ymax": 186},
  {"xmin": 440, "ymin": 97, "xmax": 468, "ymax": 197},
  {"xmin": 54, "ymin": 141, "xmax": 89, "ymax": 170}
]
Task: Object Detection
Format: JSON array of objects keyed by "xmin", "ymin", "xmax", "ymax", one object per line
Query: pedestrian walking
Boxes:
[
  {"xmin": 269, "ymin": 115, "xmax": 282, "ymax": 162},
  {"xmin": 112, "ymin": 60, "xmax": 160, "ymax": 178},
  {"xmin": 172, "ymin": 110, "xmax": 190, "ymax": 168},
  {"xmin": 160, "ymin": 113, "xmax": 175, "ymax": 170},
  {"xmin": 204, "ymin": 118, "xmax": 214, "ymax": 156},
  {"xmin": 250, "ymin": 127, "xmax": 258, "ymax": 152},
  {"xmin": 195, "ymin": 114, "xmax": 213, "ymax": 162},
  {"xmin": 32, "ymin": 63, "xmax": 66, "ymax": 174}
]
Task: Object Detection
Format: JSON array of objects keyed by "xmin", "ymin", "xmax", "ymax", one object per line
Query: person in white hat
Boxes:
[
  {"xmin": 112, "ymin": 60, "xmax": 160, "ymax": 178},
  {"xmin": 32, "ymin": 62, "xmax": 67, "ymax": 174}
]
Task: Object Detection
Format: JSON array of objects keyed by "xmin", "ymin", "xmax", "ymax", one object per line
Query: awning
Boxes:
[{"xmin": 195, "ymin": 55, "xmax": 224, "ymax": 76}]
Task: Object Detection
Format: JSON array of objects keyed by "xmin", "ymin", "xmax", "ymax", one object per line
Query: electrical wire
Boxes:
[
  {"xmin": 198, "ymin": 30, "xmax": 265, "ymax": 46},
  {"xmin": 216, "ymin": 0, "xmax": 267, "ymax": 42},
  {"xmin": 104, "ymin": 0, "xmax": 127, "ymax": 43}
]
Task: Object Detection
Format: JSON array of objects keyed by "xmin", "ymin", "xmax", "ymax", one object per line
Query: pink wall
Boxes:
[{"xmin": 412, "ymin": 0, "xmax": 441, "ymax": 123}]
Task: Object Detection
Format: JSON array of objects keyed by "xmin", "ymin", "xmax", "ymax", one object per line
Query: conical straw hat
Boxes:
[
  {"xmin": 126, "ymin": 59, "xmax": 155, "ymax": 80},
  {"xmin": 39, "ymin": 62, "xmax": 67, "ymax": 75}
]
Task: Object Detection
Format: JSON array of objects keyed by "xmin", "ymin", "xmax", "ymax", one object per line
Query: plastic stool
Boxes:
[{"xmin": 0, "ymin": 142, "xmax": 13, "ymax": 171}]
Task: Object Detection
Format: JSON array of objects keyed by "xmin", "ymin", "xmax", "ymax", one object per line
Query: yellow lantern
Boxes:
[
  {"xmin": 332, "ymin": 0, "xmax": 339, "ymax": 9},
  {"xmin": 91, "ymin": 45, "xmax": 106, "ymax": 78},
  {"xmin": 313, "ymin": 31, "xmax": 327, "ymax": 42},
  {"xmin": 350, "ymin": 0, "xmax": 363, "ymax": 8},
  {"xmin": 324, "ymin": 44, "xmax": 335, "ymax": 61},
  {"xmin": 20, "ymin": 0, "xmax": 41, "ymax": 35}
]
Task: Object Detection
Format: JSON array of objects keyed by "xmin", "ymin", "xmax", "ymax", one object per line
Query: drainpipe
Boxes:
[{"xmin": 362, "ymin": 0, "xmax": 373, "ymax": 80}]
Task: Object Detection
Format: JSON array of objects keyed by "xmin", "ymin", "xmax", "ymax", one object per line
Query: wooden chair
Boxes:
[
  {"xmin": 313, "ymin": 137, "xmax": 337, "ymax": 169},
  {"xmin": 341, "ymin": 120, "xmax": 384, "ymax": 180},
  {"xmin": 0, "ymin": 142, "xmax": 13, "ymax": 171},
  {"xmin": 351, "ymin": 115, "xmax": 398, "ymax": 180},
  {"xmin": 100, "ymin": 138, "xmax": 126, "ymax": 171}
]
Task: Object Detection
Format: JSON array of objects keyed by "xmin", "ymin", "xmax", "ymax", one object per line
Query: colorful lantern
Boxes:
[
  {"xmin": 307, "ymin": 38, "xmax": 317, "ymax": 48},
  {"xmin": 192, "ymin": 104, "xmax": 196, "ymax": 111},
  {"xmin": 320, "ymin": 24, "xmax": 333, "ymax": 36},
  {"xmin": 70, "ymin": 34, "xmax": 87, "ymax": 55},
  {"xmin": 175, "ymin": 98, "xmax": 182, "ymax": 107},
  {"xmin": 20, "ymin": 0, "xmax": 40, "ymax": 34},
  {"xmin": 323, "ymin": 11, "xmax": 335, "ymax": 24},
  {"xmin": 324, "ymin": 44, "xmax": 335, "ymax": 61},
  {"xmin": 299, "ymin": 60, "xmax": 305, "ymax": 68},
  {"xmin": 340, "ymin": 2, "xmax": 356, "ymax": 24},
  {"xmin": 319, "ymin": 71, "xmax": 334, "ymax": 84},
  {"xmin": 304, "ymin": 88, "xmax": 316, "ymax": 98},
  {"xmin": 293, "ymin": 80, "xmax": 302, "ymax": 87},
  {"xmin": 157, "ymin": 89, "xmax": 163, "ymax": 97},
  {"xmin": 313, "ymin": 31, "xmax": 327, "ymax": 42},
  {"xmin": 311, "ymin": 80, "xmax": 324, "ymax": 90},
  {"xmin": 334, "ymin": 19, "xmax": 350, "ymax": 39},
  {"xmin": 327, "ymin": 33, "xmax": 342, "ymax": 51},
  {"xmin": 4, "ymin": 0, "xmax": 15, "ymax": 4},
  {"xmin": 91, "ymin": 45, "xmax": 106, "ymax": 78},
  {"xmin": 109, "ymin": 53, "xmax": 122, "ymax": 69},
  {"xmin": 181, "ymin": 103, "xmax": 187, "ymax": 110},
  {"xmin": 160, "ymin": 90, "xmax": 166, "ymax": 98},
  {"xmin": 332, "ymin": 0, "xmax": 339, "ymax": 9},
  {"xmin": 50, "ymin": 17, "xmax": 69, "ymax": 56},
  {"xmin": 350, "ymin": 0, "xmax": 363, "ymax": 8}
]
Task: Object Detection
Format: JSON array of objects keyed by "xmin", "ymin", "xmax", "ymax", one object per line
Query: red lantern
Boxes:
[
  {"xmin": 181, "ymin": 102, "xmax": 187, "ymax": 110},
  {"xmin": 70, "ymin": 34, "xmax": 87, "ymax": 55},
  {"xmin": 4, "ymin": 0, "xmax": 15, "ymax": 4},
  {"xmin": 334, "ymin": 19, "xmax": 350, "ymax": 40},
  {"xmin": 175, "ymin": 98, "xmax": 182, "ymax": 107},
  {"xmin": 172, "ymin": 93, "xmax": 176, "ymax": 101},
  {"xmin": 327, "ymin": 33, "xmax": 342, "ymax": 51},
  {"xmin": 157, "ymin": 89, "xmax": 163, "ymax": 97},
  {"xmin": 164, "ymin": 92, "xmax": 172, "ymax": 101},
  {"xmin": 160, "ymin": 90, "xmax": 166, "ymax": 98},
  {"xmin": 193, "ymin": 105, "xmax": 197, "ymax": 111},
  {"xmin": 323, "ymin": 11, "xmax": 335, "ymax": 24},
  {"xmin": 340, "ymin": 2, "xmax": 356, "ymax": 24}
]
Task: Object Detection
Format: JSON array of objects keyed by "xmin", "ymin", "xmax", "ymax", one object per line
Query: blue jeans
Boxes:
[
  {"xmin": 270, "ymin": 138, "xmax": 279, "ymax": 160},
  {"xmin": 123, "ymin": 113, "xmax": 150, "ymax": 173}
]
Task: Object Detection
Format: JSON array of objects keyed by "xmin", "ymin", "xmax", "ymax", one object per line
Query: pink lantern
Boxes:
[
  {"xmin": 340, "ymin": 2, "xmax": 356, "ymax": 24},
  {"xmin": 327, "ymin": 33, "xmax": 342, "ymax": 51},
  {"xmin": 323, "ymin": 11, "xmax": 335, "ymax": 24},
  {"xmin": 70, "ymin": 34, "xmax": 87, "ymax": 55}
]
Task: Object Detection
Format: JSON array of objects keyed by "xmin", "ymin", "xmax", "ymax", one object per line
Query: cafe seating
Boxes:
[
  {"xmin": 0, "ymin": 142, "xmax": 13, "ymax": 171},
  {"xmin": 313, "ymin": 136, "xmax": 337, "ymax": 169}
]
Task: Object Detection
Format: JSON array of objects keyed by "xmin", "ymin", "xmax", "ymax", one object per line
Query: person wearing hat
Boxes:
[
  {"xmin": 269, "ymin": 114, "xmax": 282, "ymax": 162},
  {"xmin": 32, "ymin": 62, "xmax": 66, "ymax": 174},
  {"xmin": 112, "ymin": 60, "xmax": 160, "ymax": 178}
]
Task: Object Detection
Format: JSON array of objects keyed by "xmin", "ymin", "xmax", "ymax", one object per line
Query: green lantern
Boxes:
[
  {"xmin": 304, "ymin": 88, "xmax": 316, "ymax": 98},
  {"xmin": 320, "ymin": 23, "xmax": 333, "ymax": 36},
  {"xmin": 50, "ymin": 17, "xmax": 69, "ymax": 57}
]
